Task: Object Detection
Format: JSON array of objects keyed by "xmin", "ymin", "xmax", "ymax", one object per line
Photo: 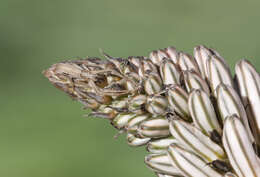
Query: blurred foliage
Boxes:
[{"xmin": 1, "ymin": 0, "xmax": 260, "ymax": 176}]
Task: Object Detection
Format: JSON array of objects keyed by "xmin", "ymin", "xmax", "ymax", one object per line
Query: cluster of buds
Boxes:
[{"xmin": 44, "ymin": 45, "xmax": 260, "ymax": 177}]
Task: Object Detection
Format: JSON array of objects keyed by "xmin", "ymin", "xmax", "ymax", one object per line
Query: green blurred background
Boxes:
[{"xmin": 1, "ymin": 0, "xmax": 260, "ymax": 176}]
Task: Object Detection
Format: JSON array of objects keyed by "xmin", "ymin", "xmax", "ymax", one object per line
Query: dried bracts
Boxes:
[{"xmin": 44, "ymin": 45, "xmax": 260, "ymax": 177}]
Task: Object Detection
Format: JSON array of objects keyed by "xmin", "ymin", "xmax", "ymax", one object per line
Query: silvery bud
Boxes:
[
  {"xmin": 235, "ymin": 59, "xmax": 260, "ymax": 146},
  {"xmin": 167, "ymin": 86, "xmax": 191, "ymax": 121},
  {"xmin": 216, "ymin": 84, "xmax": 254, "ymax": 142},
  {"xmin": 165, "ymin": 46, "xmax": 178, "ymax": 64},
  {"xmin": 111, "ymin": 113, "xmax": 137, "ymax": 129},
  {"xmin": 222, "ymin": 115, "xmax": 260, "ymax": 177},
  {"xmin": 169, "ymin": 120, "xmax": 226, "ymax": 162},
  {"xmin": 167, "ymin": 143, "xmax": 223, "ymax": 177},
  {"xmin": 138, "ymin": 117, "xmax": 170, "ymax": 138},
  {"xmin": 206, "ymin": 55, "xmax": 234, "ymax": 95},
  {"xmin": 147, "ymin": 137, "xmax": 177, "ymax": 154},
  {"xmin": 128, "ymin": 94, "xmax": 147, "ymax": 113},
  {"xmin": 145, "ymin": 153, "xmax": 182, "ymax": 176},
  {"xmin": 144, "ymin": 74, "xmax": 163, "ymax": 95},
  {"xmin": 160, "ymin": 59, "xmax": 181, "ymax": 86},
  {"xmin": 142, "ymin": 59, "xmax": 158, "ymax": 76},
  {"xmin": 127, "ymin": 133, "xmax": 150, "ymax": 147},
  {"xmin": 125, "ymin": 114, "xmax": 150, "ymax": 134},
  {"xmin": 178, "ymin": 52, "xmax": 199, "ymax": 73},
  {"xmin": 183, "ymin": 70, "xmax": 210, "ymax": 94},
  {"xmin": 146, "ymin": 95, "xmax": 168, "ymax": 115},
  {"xmin": 188, "ymin": 89, "xmax": 222, "ymax": 136},
  {"xmin": 150, "ymin": 50, "xmax": 166, "ymax": 65},
  {"xmin": 193, "ymin": 45, "xmax": 212, "ymax": 79}
]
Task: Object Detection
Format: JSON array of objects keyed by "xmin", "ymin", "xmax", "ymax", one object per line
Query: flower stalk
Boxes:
[{"xmin": 44, "ymin": 45, "xmax": 260, "ymax": 177}]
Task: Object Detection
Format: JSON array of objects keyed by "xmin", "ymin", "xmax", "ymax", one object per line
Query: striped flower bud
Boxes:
[
  {"xmin": 235, "ymin": 59, "xmax": 260, "ymax": 146},
  {"xmin": 141, "ymin": 59, "xmax": 158, "ymax": 76},
  {"xmin": 165, "ymin": 46, "xmax": 178, "ymax": 64},
  {"xmin": 167, "ymin": 86, "xmax": 191, "ymax": 121},
  {"xmin": 146, "ymin": 96, "xmax": 168, "ymax": 115},
  {"xmin": 125, "ymin": 114, "xmax": 150, "ymax": 134},
  {"xmin": 169, "ymin": 120, "xmax": 226, "ymax": 162},
  {"xmin": 193, "ymin": 45, "xmax": 213, "ymax": 79},
  {"xmin": 128, "ymin": 94, "xmax": 147, "ymax": 113},
  {"xmin": 222, "ymin": 115, "xmax": 260, "ymax": 177},
  {"xmin": 138, "ymin": 117, "xmax": 170, "ymax": 138},
  {"xmin": 147, "ymin": 137, "xmax": 177, "ymax": 154},
  {"xmin": 144, "ymin": 74, "xmax": 163, "ymax": 95},
  {"xmin": 183, "ymin": 70, "xmax": 210, "ymax": 95},
  {"xmin": 206, "ymin": 55, "xmax": 234, "ymax": 94},
  {"xmin": 167, "ymin": 143, "xmax": 223, "ymax": 177},
  {"xmin": 158, "ymin": 49, "xmax": 169, "ymax": 60},
  {"xmin": 145, "ymin": 153, "xmax": 182, "ymax": 176},
  {"xmin": 137, "ymin": 58, "xmax": 151, "ymax": 78},
  {"xmin": 188, "ymin": 89, "xmax": 222, "ymax": 136},
  {"xmin": 216, "ymin": 84, "xmax": 254, "ymax": 142},
  {"xmin": 127, "ymin": 133, "xmax": 150, "ymax": 147},
  {"xmin": 208, "ymin": 47, "xmax": 227, "ymax": 65},
  {"xmin": 159, "ymin": 59, "xmax": 181, "ymax": 86},
  {"xmin": 121, "ymin": 61, "xmax": 139, "ymax": 78},
  {"xmin": 178, "ymin": 52, "xmax": 199, "ymax": 73},
  {"xmin": 111, "ymin": 113, "xmax": 137, "ymax": 129},
  {"xmin": 110, "ymin": 98, "xmax": 128, "ymax": 109},
  {"xmin": 150, "ymin": 50, "xmax": 163, "ymax": 65}
]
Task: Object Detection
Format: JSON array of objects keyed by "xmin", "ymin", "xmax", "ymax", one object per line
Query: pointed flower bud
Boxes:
[
  {"xmin": 167, "ymin": 86, "xmax": 191, "ymax": 121},
  {"xmin": 169, "ymin": 120, "xmax": 226, "ymax": 162},
  {"xmin": 167, "ymin": 143, "xmax": 223, "ymax": 177},
  {"xmin": 127, "ymin": 133, "xmax": 150, "ymax": 147},
  {"xmin": 141, "ymin": 59, "xmax": 158, "ymax": 76},
  {"xmin": 150, "ymin": 50, "xmax": 164, "ymax": 65},
  {"xmin": 144, "ymin": 74, "xmax": 163, "ymax": 95},
  {"xmin": 183, "ymin": 70, "xmax": 210, "ymax": 95},
  {"xmin": 145, "ymin": 153, "xmax": 182, "ymax": 176},
  {"xmin": 158, "ymin": 49, "xmax": 169, "ymax": 60},
  {"xmin": 165, "ymin": 46, "xmax": 178, "ymax": 63},
  {"xmin": 188, "ymin": 89, "xmax": 222, "ymax": 136},
  {"xmin": 178, "ymin": 52, "xmax": 199, "ymax": 73},
  {"xmin": 235, "ymin": 59, "xmax": 260, "ymax": 146},
  {"xmin": 147, "ymin": 137, "xmax": 177, "ymax": 154},
  {"xmin": 206, "ymin": 55, "xmax": 234, "ymax": 94},
  {"xmin": 125, "ymin": 114, "xmax": 150, "ymax": 134},
  {"xmin": 159, "ymin": 59, "xmax": 181, "ymax": 86},
  {"xmin": 193, "ymin": 45, "xmax": 212, "ymax": 79},
  {"xmin": 138, "ymin": 117, "xmax": 170, "ymax": 138},
  {"xmin": 222, "ymin": 115, "xmax": 260, "ymax": 177},
  {"xmin": 216, "ymin": 84, "xmax": 254, "ymax": 142},
  {"xmin": 146, "ymin": 95, "xmax": 168, "ymax": 115},
  {"xmin": 111, "ymin": 113, "xmax": 137, "ymax": 129},
  {"xmin": 128, "ymin": 94, "xmax": 147, "ymax": 113}
]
